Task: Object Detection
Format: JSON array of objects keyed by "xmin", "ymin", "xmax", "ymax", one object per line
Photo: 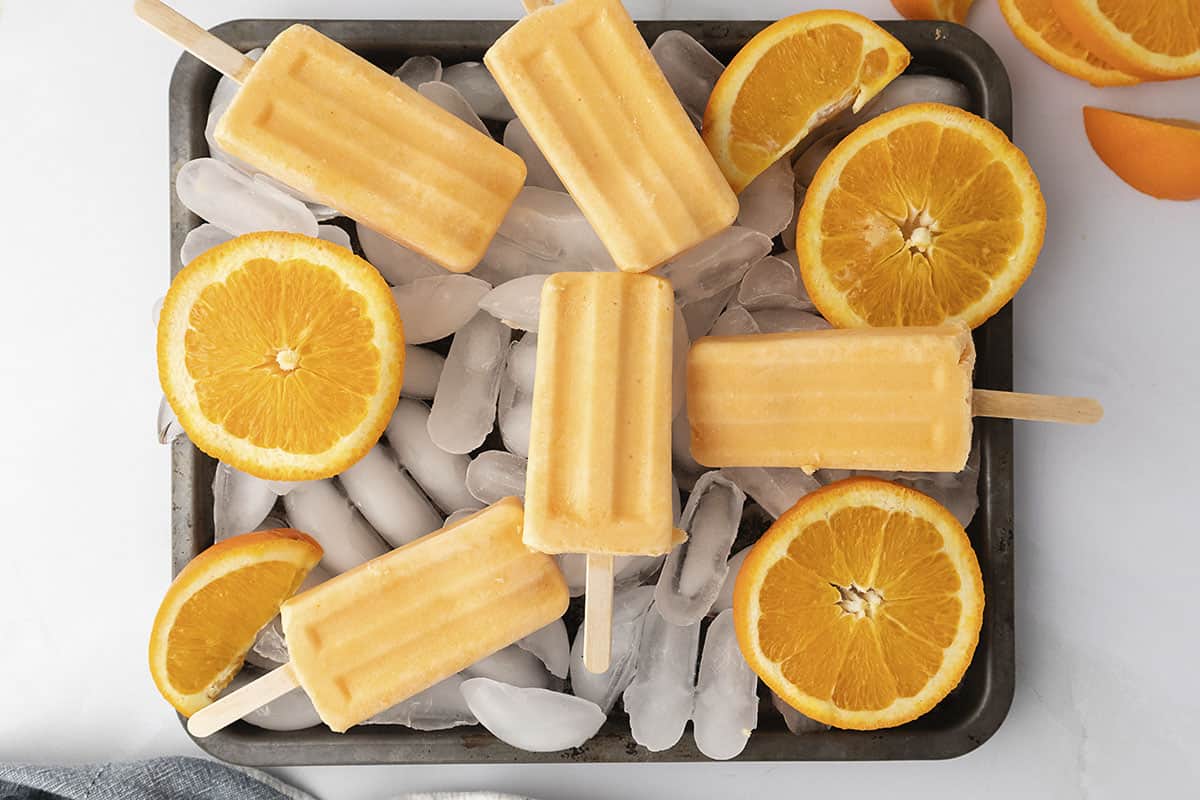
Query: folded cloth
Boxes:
[{"xmin": 0, "ymin": 757, "xmax": 313, "ymax": 800}]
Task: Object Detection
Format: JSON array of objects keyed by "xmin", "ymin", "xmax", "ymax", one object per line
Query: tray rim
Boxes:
[{"xmin": 166, "ymin": 16, "xmax": 1016, "ymax": 766}]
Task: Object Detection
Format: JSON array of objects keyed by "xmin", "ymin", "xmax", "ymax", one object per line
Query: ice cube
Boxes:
[
  {"xmin": 503, "ymin": 118, "xmax": 565, "ymax": 192},
  {"xmin": 317, "ymin": 224, "xmax": 352, "ymax": 250},
  {"xmin": 478, "ymin": 274, "xmax": 548, "ymax": 331},
  {"xmin": 518, "ymin": 619, "xmax": 570, "ymax": 679},
  {"xmin": 775, "ymin": 251, "xmax": 816, "ymax": 307},
  {"xmin": 265, "ymin": 481, "xmax": 299, "ymax": 497},
  {"xmin": 417, "ymin": 81, "xmax": 489, "ymax": 135},
  {"xmin": 157, "ymin": 395, "xmax": 184, "ymax": 444},
  {"xmin": 693, "ymin": 609, "xmax": 759, "ymax": 760},
  {"xmin": 356, "ymin": 223, "xmax": 447, "ymax": 285},
  {"xmin": 735, "ymin": 157, "xmax": 794, "ymax": 238},
  {"xmin": 623, "ymin": 605, "xmax": 700, "ymax": 752},
  {"xmin": 711, "ymin": 546, "xmax": 751, "ymax": 615},
  {"xmin": 708, "ymin": 304, "xmax": 760, "ymax": 337},
  {"xmin": 655, "ymin": 472, "xmax": 746, "ymax": 625},
  {"xmin": 478, "ymin": 187, "xmax": 616, "ymax": 280},
  {"xmin": 338, "ymin": 445, "xmax": 443, "ymax": 547},
  {"xmin": 497, "ymin": 378, "xmax": 533, "ymax": 458},
  {"xmin": 384, "ymin": 398, "xmax": 478, "ymax": 512},
  {"xmin": 204, "ymin": 48, "xmax": 263, "ymax": 172},
  {"xmin": 366, "ymin": 674, "xmax": 477, "ymax": 730},
  {"xmin": 793, "ymin": 131, "xmax": 844, "ymax": 188},
  {"xmin": 771, "ymin": 691, "xmax": 828, "ymax": 734},
  {"xmin": 391, "ymin": 275, "xmax": 493, "ymax": 344},
  {"xmin": 847, "ymin": 74, "xmax": 971, "ymax": 132},
  {"xmin": 556, "ymin": 554, "xmax": 664, "ymax": 598},
  {"xmin": 400, "ymin": 346, "xmax": 446, "ymax": 400},
  {"xmin": 461, "ymin": 678, "xmax": 606, "ymax": 752},
  {"xmin": 213, "ymin": 463, "xmax": 276, "ymax": 541},
  {"xmin": 442, "ymin": 61, "xmax": 516, "ymax": 120},
  {"xmin": 657, "ymin": 227, "xmax": 773, "ymax": 306},
  {"xmin": 393, "ymin": 55, "xmax": 442, "ymax": 89},
  {"xmin": 737, "ymin": 255, "xmax": 812, "ymax": 311},
  {"xmin": 465, "ymin": 644, "xmax": 552, "ymax": 689},
  {"xmin": 721, "ymin": 467, "xmax": 821, "ymax": 519},
  {"xmin": 750, "ymin": 307, "xmax": 830, "ymax": 333},
  {"xmin": 222, "ymin": 670, "xmax": 321, "ymax": 732},
  {"xmin": 569, "ymin": 585, "xmax": 655, "ymax": 712},
  {"xmin": 428, "ymin": 312, "xmax": 511, "ymax": 454},
  {"xmin": 444, "ymin": 508, "xmax": 479, "ymax": 525},
  {"xmin": 670, "ymin": 303, "xmax": 688, "ymax": 417},
  {"xmin": 466, "ymin": 450, "xmax": 527, "ymax": 504},
  {"xmin": 180, "ymin": 223, "xmax": 233, "ymax": 265},
  {"xmin": 282, "ymin": 480, "xmax": 389, "ymax": 573},
  {"xmin": 650, "ymin": 31, "xmax": 723, "ymax": 128},
  {"xmin": 680, "ymin": 286, "xmax": 736, "ymax": 341},
  {"xmin": 672, "ymin": 409, "xmax": 704, "ymax": 490},
  {"xmin": 176, "ymin": 158, "xmax": 318, "ymax": 237}
]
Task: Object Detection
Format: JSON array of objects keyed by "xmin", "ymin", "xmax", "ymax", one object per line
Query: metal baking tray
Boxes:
[{"xmin": 167, "ymin": 17, "xmax": 1015, "ymax": 765}]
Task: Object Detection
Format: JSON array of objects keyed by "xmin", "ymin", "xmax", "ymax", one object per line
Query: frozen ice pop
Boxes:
[
  {"xmin": 136, "ymin": 2, "xmax": 525, "ymax": 272},
  {"xmin": 484, "ymin": 0, "xmax": 739, "ymax": 273},
  {"xmin": 523, "ymin": 272, "xmax": 676, "ymax": 672},
  {"xmin": 186, "ymin": 498, "xmax": 568, "ymax": 735},
  {"xmin": 687, "ymin": 323, "xmax": 1103, "ymax": 473}
]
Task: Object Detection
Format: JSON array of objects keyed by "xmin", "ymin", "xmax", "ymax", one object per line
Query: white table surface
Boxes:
[{"xmin": 1, "ymin": 0, "xmax": 1197, "ymax": 797}]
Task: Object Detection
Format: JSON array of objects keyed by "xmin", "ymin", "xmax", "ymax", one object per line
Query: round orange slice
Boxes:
[
  {"xmin": 1052, "ymin": 0, "xmax": 1200, "ymax": 79},
  {"xmin": 703, "ymin": 10, "xmax": 911, "ymax": 193},
  {"xmin": 998, "ymin": 0, "xmax": 1140, "ymax": 86},
  {"xmin": 149, "ymin": 529, "xmax": 323, "ymax": 715},
  {"xmin": 733, "ymin": 478, "xmax": 984, "ymax": 730},
  {"xmin": 797, "ymin": 103, "xmax": 1046, "ymax": 329},
  {"xmin": 891, "ymin": 0, "xmax": 974, "ymax": 24},
  {"xmin": 158, "ymin": 232, "xmax": 405, "ymax": 481},
  {"xmin": 1084, "ymin": 107, "xmax": 1200, "ymax": 201}
]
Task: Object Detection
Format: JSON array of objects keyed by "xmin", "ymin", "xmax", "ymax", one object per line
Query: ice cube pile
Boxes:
[{"xmin": 160, "ymin": 36, "xmax": 976, "ymax": 758}]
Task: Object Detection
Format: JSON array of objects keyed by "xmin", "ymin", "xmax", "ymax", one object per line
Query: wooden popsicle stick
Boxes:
[
  {"xmin": 186, "ymin": 663, "xmax": 300, "ymax": 738},
  {"xmin": 972, "ymin": 389, "xmax": 1104, "ymax": 425},
  {"xmin": 582, "ymin": 554, "xmax": 614, "ymax": 674},
  {"xmin": 134, "ymin": 0, "xmax": 256, "ymax": 84},
  {"xmin": 521, "ymin": 0, "xmax": 555, "ymax": 13}
]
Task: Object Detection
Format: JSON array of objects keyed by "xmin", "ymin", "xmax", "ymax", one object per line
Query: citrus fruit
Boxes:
[
  {"xmin": 703, "ymin": 11, "xmax": 911, "ymax": 193},
  {"xmin": 733, "ymin": 477, "xmax": 984, "ymax": 730},
  {"xmin": 149, "ymin": 529, "xmax": 323, "ymax": 715},
  {"xmin": 998, "ymin": 0, "xmax": 1140, "ymax": 86},
  {"xmin": 158, "ymin": 232, "xmax": 405, "ymax": 481},
  {"xmin": 1052, "ymin": 0, "xmax": 1200, "ymax": 79},
  {"xmin": 891, "ymin": 0, "xmax": 974, "ymax": 24},
  {"xmin": 796, "ymin": 103, "xmax": 1046, "ymax": 329},
  {"xmin": 1083, "ymin": 107, "xmax": 1200, "ymax": 201}
]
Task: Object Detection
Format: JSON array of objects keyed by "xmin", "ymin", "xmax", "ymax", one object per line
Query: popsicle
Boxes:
[
  {"xmin": 135, "ymin": 0, "xmax": 526, "ymax": 272},
  {"xmin": 524, "ymin": 272, "xmax": 676, "ymax": 672},
  {"xmin": 186, "ymin": 498, "xmax": 568, "ymax": 736},
  {"xmin": 687, "ymin": 323, "xmax": 1103, "ymax": 473},
  {"xmin": 484, "ymin": 0, "xmax": 739, "ymax": 273}
]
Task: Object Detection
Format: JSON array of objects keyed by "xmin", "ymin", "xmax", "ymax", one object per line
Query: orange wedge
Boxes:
[
  {"xmin": 796, "ymin": 103, "xmax": 1045, "ymax": 329},
  {"xmin": 891, "ymin": 0, "xmax": 974, "ymax": 24},
  {"xmin": 998, "ymin": 0, "xmax": 1140, "ymax": 86},
  {"xmin": 1083, "ymin": 107, "xmax": 1200, "ymax": 200},
  {"xmin": 1052, "ymin": 0, "xmax": 1200, "ymax": 79},
  {"xmin": 733, "ymin": 478, "xmax": 984, "ymax": 730},
  {"xmin": 703, "ymin": 10, "xmax": 910, "ymax": 193},
  {"xmin": 149, "ymin": 529, "xmax": 323, "ymax": 715},
  {"xmin": 158, "ymin": 232, "xmax": 405, "ymax": 481}
]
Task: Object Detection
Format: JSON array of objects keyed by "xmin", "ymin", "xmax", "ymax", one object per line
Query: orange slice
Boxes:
[
  {"xmin": 1084, "ymin": 107, "xmax": 1200, "ymax": 200},
  {"xmin": 999, "ymin": 0, "xmax": 1140, "ymax": 86},
  {"xmin": 703, "ymin": 11, "xmax": 911, "ymax": 193},
  {"xmin": 149, "ymin": 529, "xmax": 323, "ymax": 715},
  {"xmin": 891, "ymin": 0, "xmax": 974, "ymax": 24},
  {"xmin": 158, "ymin": 232, "xmax": 405, "ymax": 481},
  {"xmin": 1052, "ymin": 0, "xmax": 1200, "ymax": 79},
  {"xmin": 796, "ymin": 103, "xmax": 1046, "ymax": 329},
  {"xmin": 733, "ymin": 478, "xmax": 984, "ymax": 730}
]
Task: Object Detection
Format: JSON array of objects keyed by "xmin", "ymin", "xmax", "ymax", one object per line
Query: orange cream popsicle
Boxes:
[
  {"xmin": 214, "ymin": 25, "xmax": 526, "ymax": 272},
  {"xmin": 688, "ymin": 324, "xmax": 977, "ymax": 473},
  {"xmin": 484, "ymin": 0, "xmax": 739, "ymax": 273},
  {"xmin": 187, "ymin": 498, "xmax": 568, "ymax": 736}
]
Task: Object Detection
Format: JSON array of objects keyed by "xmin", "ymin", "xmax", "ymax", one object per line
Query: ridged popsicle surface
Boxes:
[
  {"xmin": 687, "ymin": 324, "xmax": 976, "ymax": 473},
  {"xmin": 524, "ymin": 273, "xmax": 676, "ymax": 555},
  {"xmin": 217, "ymin": 25, "xmax": 526, "ymax": 272},
  {"xmin": 280, "ymin": 498, "xmax": 568, "ymax": 732}
]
